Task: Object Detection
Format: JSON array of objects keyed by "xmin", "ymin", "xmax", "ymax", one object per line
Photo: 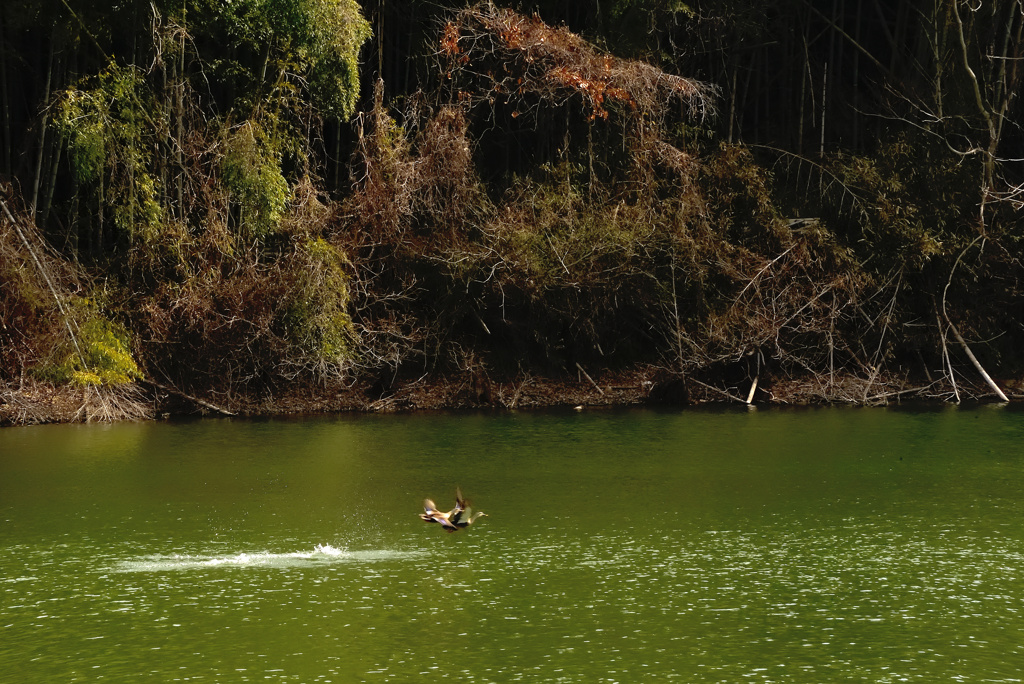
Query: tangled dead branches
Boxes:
[{"xmin": 438, "ymin": 4, "xmax": 718, "ymax": 124}]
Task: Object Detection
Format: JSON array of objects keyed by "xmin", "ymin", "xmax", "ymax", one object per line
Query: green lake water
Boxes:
[{"xmin": 2, "ymin": 405, "xmax": 1024, "ymax": 681}]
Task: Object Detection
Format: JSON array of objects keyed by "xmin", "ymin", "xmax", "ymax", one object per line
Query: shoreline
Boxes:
[{"xmin": 2, "ymin": 367, "xmax": 1017, "ymax": 427}]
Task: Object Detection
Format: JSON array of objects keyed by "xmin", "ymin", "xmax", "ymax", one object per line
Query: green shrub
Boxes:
[
  {"xmin": 283, "ymin": 238, "xmax": 355, "ymax": 366},
  {"xmin": 221, "ymin": 121, "xmax": 290, "ymax": 240},
  {"xmin": 42, "ymin": 316, "xmax": 143, "ymax": 387},
  {"xmin": 54, "ymin": 62, "xmax": 165, "ymax": 242}
]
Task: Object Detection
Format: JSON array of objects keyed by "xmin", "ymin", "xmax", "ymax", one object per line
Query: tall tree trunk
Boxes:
[
  {"xmin": 69, "ymin": 169, "xmax": 79, "ymax": 256},
  {"xmin": 852, "ymin": 0, "xmax": 862, "ymax": 151},
  {"xmin": 40, "ymin": 44, "xmax": 66, "ymax": 232},
  {"xmin": 175, "ymin": 31, "xmax": 185, "ymax": 222},
  {"xmin": 819, "ymin": 61, "xmax": 827, "ymax": 157},
  {"xmin": 0, "ymin": 10, "xmax": 11, "ymax": 177},
  {"xmin": 727, "ymin": 58, "xmax": 737, "ymax": 143},
  {"xmin": 41, "ymin": 131, "xmax": 62, "ymax": 229},
  {"xmin": 31, "ymin": 32, "xmax": 56, "ymax": 220},
  {"xmin": 95, "ymin": 173, "xmax": 103, "ymax": 259}
]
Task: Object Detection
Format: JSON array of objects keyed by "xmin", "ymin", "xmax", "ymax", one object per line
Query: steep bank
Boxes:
[{"xmin": 3, "ymin": 3, "xmax": 1024, "ymax": 425}]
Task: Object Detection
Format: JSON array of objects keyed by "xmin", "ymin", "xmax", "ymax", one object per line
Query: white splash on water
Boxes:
[
  {"xmin": 112, "ymin": 544, "xmax": 426, "ymax": 572},
  {"xmin": 312, "ymin": 542, "xmax": 346, "ymax": 556}
]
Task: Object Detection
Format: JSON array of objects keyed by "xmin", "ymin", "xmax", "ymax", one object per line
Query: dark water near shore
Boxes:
[{"xmin": 3, "ymin": 406, "xmax": 1024, "ymax": 681}]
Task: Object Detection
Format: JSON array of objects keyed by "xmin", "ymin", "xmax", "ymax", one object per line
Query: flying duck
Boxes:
[{"xmin": 420, "ymin": 488, "xmax": 485, "ymax": 532}]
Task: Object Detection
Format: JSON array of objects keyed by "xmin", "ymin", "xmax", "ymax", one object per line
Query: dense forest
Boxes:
[{"xmin": 1, "ymin": 0, "xmax": 1023, "ymax": 422}]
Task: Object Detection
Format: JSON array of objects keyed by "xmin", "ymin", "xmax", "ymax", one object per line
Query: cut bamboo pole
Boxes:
[
  {"xmin": 687, "ymin": 376, "xmax": 744, "ymax": 403},
  {"xmin": 948, "ymin": 322, "xmax": 1009, "ymax": 402},
  {"xmin": 575, "ymin": 362, "xmax": 604, "ymax": 396},
  {"xmin": 143, "ymin": 380, "xmax": 237, "ymax": 417},
  {"xmin": 936, "ymin": 308, "xmax": 959, "ymax": 404}
]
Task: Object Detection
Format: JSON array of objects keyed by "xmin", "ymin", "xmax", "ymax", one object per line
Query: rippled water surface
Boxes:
[{"xmin": 3, "ymin": 406, "xmax": 1024, "ymax": 681}]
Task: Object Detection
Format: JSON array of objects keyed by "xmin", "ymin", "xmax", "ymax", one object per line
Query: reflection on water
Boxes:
[{"xmin": 3, "ymin": 407, "xmax": 1024, "ymax": 681}]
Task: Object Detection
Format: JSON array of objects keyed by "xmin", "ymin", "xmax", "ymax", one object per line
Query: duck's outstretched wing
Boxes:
[
  {"xmin": 421, "ymin": 499, "xmax": 444, "ymax": 523},
  {"xmin": 450, "ymin": 505, "xmax": 466, "ymax": 524},
  {"xmin": 452, "ymin": 506, "xmax": 472, "ymax": 526},
  {"xmin": 436, "ymin": 515, "xmax": 459, "ymax": 531},
  {"xmin": 449, "ymin": 488, "xmax": 468, "ymax": 524}
]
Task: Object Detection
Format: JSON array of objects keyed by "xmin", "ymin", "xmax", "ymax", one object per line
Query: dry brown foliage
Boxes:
[
  {"xmin": 348, "ymin": 82, "xmax": 486, "ymax": 250},
  {"xmin": 341, "ymin": 80, "xmax": 497, "ymax": 378},
  {"xmin": 139, "ymin": 264, "xmax": 292, "ymax": 394},
  {"xmin": 0, "ymin": 190, "xmax": 84, "ymax": 383},
  {"xmin": 438, "ymin": 4, "xmax": 717, "ymax": 123},
  {"xmin": 435, "ymin": 3, "xmax": 716, "ymax": 191}
]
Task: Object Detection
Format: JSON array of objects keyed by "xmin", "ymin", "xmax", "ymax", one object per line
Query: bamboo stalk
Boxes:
[
  {"xmin": 95, "ymin": 159, "xmax": 104, "ymax": 257},
  {"xmin": 805, "ymin": 0, "xmax": 890, "ymax": 76},
  {"xmin": 41, "ymin": 130, "xmax": 63, "ymax": 227},
  {"xmin": 31, "ymin": 33, "xmax": 56, "ymax": 219},
  {"xmin": 175, "ymin": 29, "xmax": 185, "ymax": 221},
  {"xmin": 0, "ymin": 11, "xmax": 10, "ymax": 176},
  {"xmin": 670, "ymin": 248, "xmax": 684, "ymax": 369},
  {"xmin": 727, "ymin": 61, "xmax": 736, "ymax": 143},
  {"xmin": 819, "ymin": 60, "xmax": 827, "ymax": 157},
  {"xmin": 936, "ymin": 307, "xmax": 959, "ymax": 404},
  {"xmin": 798, "ymin": 32, "xmax": 807, "ymax": 154}
]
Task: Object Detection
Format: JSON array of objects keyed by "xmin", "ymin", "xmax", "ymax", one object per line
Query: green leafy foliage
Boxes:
[
  {"xmin": 41, "ymin": 315, "xmax": 143, "ymax": 387},
  {"xmin": 495, "ymin": 164, "xmax": 655, "ymax": 291},
  {"xmin": 300, "ymin": 0, "xmax": 373, "ymax": 119},
  {"xmin": 54, "ymin": 63, "xmax": 164, "ymax": 242},
  {"xmin": 222, "ymin": 121, "xmax": 290, "ymax": 240},
  {"xmin": 187, "ymin": 0, "xmax": 370, "ymax": 120},
  {"xmin": 55, "ymin": 90, "xmax": 106, "ymax": 184},
  {"xmin": 704, "ymin": 144, "xmax": 784, "ymax": 249},
  {"xmin": 824, "ymin": 133, "xmax": 979, "ymax": 272},
  {"xmin": 284, "ymin": 237, "xmax": 355, "ymax": 365}
]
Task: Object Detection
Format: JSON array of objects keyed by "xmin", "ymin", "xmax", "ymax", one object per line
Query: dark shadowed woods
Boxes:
[{"xmin": 2, "ymin": 0, "xmax": 1024, "ymax": 423}]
